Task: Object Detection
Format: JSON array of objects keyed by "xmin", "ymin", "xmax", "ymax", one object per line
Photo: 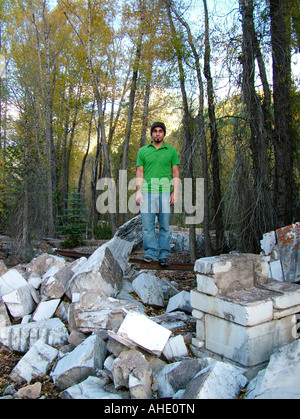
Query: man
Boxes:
[{"xmin": 136, "ymin": 122, "xmax": 180, "ymax": 266}]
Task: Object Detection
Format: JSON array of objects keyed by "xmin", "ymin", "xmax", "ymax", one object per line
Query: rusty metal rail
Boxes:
[
  {"xmin": 55, "ymin": 250, "xmax": 195, "ymax": 272},
  {"xmin": 129, "ymin": 258, "xmax": 194, "ymax": 272},
  {"xmin": 55, "ymin": 249, "xmax": 92, "ymax": 259}
]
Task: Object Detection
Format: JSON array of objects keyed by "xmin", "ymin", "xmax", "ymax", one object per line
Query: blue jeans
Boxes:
[{"xmin": 140, "ymin": 193, "xmax": 172, "ymax": 260}]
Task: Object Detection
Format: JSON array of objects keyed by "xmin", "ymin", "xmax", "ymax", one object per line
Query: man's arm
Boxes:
[
  {"xmin": 170, "ymin": 165, "xmax": 180, "ymax": 206},
  {"xmin": 136, "ymin": 166, "xmax": 144, "ymax": 206}
]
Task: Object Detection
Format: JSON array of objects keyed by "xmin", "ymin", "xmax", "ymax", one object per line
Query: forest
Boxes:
[{"xmin": 0, "ymin": 0, "xmax": 299, "ymax": 262}]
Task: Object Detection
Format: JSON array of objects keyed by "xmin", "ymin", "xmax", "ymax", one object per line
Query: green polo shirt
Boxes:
[{"xmin": 136, "ymin": 141, "xmax": 180, "ymax": 193}]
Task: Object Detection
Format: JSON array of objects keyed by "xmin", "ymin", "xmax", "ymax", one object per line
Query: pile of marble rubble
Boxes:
[{"xmin": 0, "ymin": 218, "xmax": 299, "ymax": 399}]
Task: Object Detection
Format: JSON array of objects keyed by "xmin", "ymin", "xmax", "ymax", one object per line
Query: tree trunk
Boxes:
[
  {"xmin": 78, "ymin": 100, "xmax": 95, "ymax": 195},
  {"xmin": 165, "ymin": 0, "xmax": 197, "ymax": 262},
  {"xmin": 203, "ymin": 0, "xmax": 224, "ymax": 253},
  {"xmin": 41, "ymin": 2, "xmax": 55, "ymax": 237},
  {"xmin": 21, "ymin": 141, "xmax": 30, "ymax": 261},
  {"xmin": 107, "ymin": 63, "xmax": 131, "ymax": 153},
  {"xmin": 121, "ymin": 33, "xmax": 143, "ymax": 172},
  {"xmin": 119, "ymin": 3, "xmax": 145, "ymax": 226},
  {"xmin": 140, "ymin": 75, "xmax": 151, "ymax": 148},
  {"xmin": 239, "ymin": 0, "xmax": 275, "ymax": 250},
  {"xmin": 86, "ymin": 0, "xmax": 116, "ymax": 233},
  {"xmin": 270, "ymin": 0, "xmax": 294, "ymax": 228},
  {"xmin": 169, "ymin": 2, "xmax": 212, "ymax": 256}
]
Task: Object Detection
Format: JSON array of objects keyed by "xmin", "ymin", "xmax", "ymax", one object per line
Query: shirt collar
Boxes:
[{"xmin": 147, "ymin": 141, "xmax": 168, "ymax": 149}]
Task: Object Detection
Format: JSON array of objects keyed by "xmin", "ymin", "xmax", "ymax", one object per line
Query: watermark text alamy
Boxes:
[{"xmin": 96, "ymin": 170, "xmax": 204, "ymax": 225}]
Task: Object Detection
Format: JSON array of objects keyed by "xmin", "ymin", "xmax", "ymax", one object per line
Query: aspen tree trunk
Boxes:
[
  {"xmin": 121, "ymin": 30, "xmax": 143, "ymax": 172},
  {"xmin": 87, "ymin": 0, "xmax": 116, "ymax": 233},
  {"xmin": 169, "ymin": 1, "xmax": 212, "ymax": 256},
  {"xmin": 165, "ymin": 0, "xmax": 197, "ymax": 262},
  {"xmin": 62, "ymin": 85, "xmax": 81, "ymax": 211},
  {"xmin": 41, "ymin": 2, "xmax": 55, "ymax": 237},
  {"xmin": 119, "ymin": 1, "xmax": 145, "ymax": 226},
  {"xmin": 203, "ymin": 0, "xmax": 224, "ymax": 253},
  {"xmin": 78, "ymin": 100, "xmax": 95, "ymax": 195},
  {"xmin": 107, "ymin": 64, "xmax": 131, "ymax": 153}
]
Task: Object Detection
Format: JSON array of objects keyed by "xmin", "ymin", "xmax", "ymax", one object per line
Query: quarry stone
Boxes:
[
  {"xmin": 113, "ymin": 349, "xmax": 152, "ymax": 399},
  {"xmin": 0, "ymin": 301, "xmax": 10, "ymax": 327},
  {"xmin": 109, "ymin": 312, "xmax": 172, "ymax": 357},
  {"xmin": 28, "ymin": 253, "xmax": 65, "ymax": 277},
  {"xmin": 41, "ymin": 257, "xmax": 87, "ymax": 299},
  {"xmin": 204, "ymin": 313, "xmax": 296, "ymax": 366},
  {"xmin": 2, "ymin": 286, "xmax": 36, "ymax": 319},
  {"xmin": 32, "ymin": 299, "xmax": 61, "ymax": 322},
  {"xmin": 162, "ymin": 335, "xmax": 188, "ymax": 361},
  {"xmin": 182, "ymin": 361, "xmax": 248, "ymax": 399},
  {"xmin": 132, "ymin": 273, "xmax": 165, "ymax": 307},
  {"xmin": 0, "ymin": 269, "xmax": 29, "ymax": 298},
  {"xmin": 166, "ymin": 291, "xmax": 192, "ymax": 314},
  {"xmin": 246, "ymin": 340, "xmax": 300, "ymax": 399},
  {"xmin": 61, "ymin": 376, "xmax": 122, "ymax": 400},
  {"xmin": 191, "ymin": 247, "xmax": 300, "ymax": 367},
  {"xmin": 10, "ymin": 339, "xmax": 58, "ymax": 383},
  {"xmin": 65, "ymin": 237, "xmax": 132, "ymax": 299},
  {"xmin": 51, "ymin": 334, "xmax": 107, "ymax": 391},
  {"xmin": 0, "ymin": 318, "xmax": 69, "ymax": 353},
  {"xmin": 72, "ymin": 294, "xmax": 141, "ymax": 334}
]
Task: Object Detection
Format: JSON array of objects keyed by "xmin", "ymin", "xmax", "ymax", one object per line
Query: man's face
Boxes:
[{"xmin": 152, "ymin": 127, "xmax": 165, "ymax": 143}]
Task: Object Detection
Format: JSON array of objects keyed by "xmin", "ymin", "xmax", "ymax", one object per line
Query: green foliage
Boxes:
[
  {"xmin": 94, "ymin": 222, "xmax": 113, "ymax": 240},
  {"xmin": 58, "ymin": 188, "xmax": 87, "ymax": 249}
]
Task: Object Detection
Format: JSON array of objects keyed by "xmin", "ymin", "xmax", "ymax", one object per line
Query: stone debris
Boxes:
[
  {"xmin": 0, "ymin": 221, "xmax": 299, "ymax": 399},
  {"xmin": 166, "ymin": 290, "xmax": 192, "ymax": 314},
  {"xmin": 2, "ymin": 285, "xmax": 36, "ymax": 319},
  {"xmin": 61, "ymin": 376, "xmax": 122, "ymax": 400},
  {"xmin": 28, "ymin": 253, "xmax": 66, "ymax": 277},
  {"xmin": 0, "ymin": 301, "xmax": 10, "ymax": 327},
  {"xmin": 108, "ymin": 312, "xmax": 172, "ymax": 357},
  {"xmin": 261, "ymin": 222, "xmax": 300, "ymax": 283},
  {"xmin": 65, "ymin": 236, "xmax": 132, "ymax": 299},
  {"xmin": 14, "ymin": 382, "xmax": 42, "ymax": 399},
  {"xmin": 0, "ymin": 318, "xmax": 69, "ymax": 353},
  {"xmin": 10, "ymin": 339, "xmax": 58, "ymax": 384},
  {"xmin": 115, "ymin": 215, "xmax": 143, "ymax": 249},
  {"xmin": 112, "ymin": 349, "xmax": 152, "ymax": 399},
  {"xmin": 245, "ymin": 340, "xmax": 300, "ymax": 399},
  {"xmin": 32, "ymin": 299, "xmax": 61, "ymax": 322},
  {"xmin": 51, "ymin": 334, "xmax": 107, "ymax": 391},
  {"xmin": 162, "ymin": 335, "xmax": 189, "ymax": 361},
  {"xmin": 0, "ymin": 269, "xmax": 30, "ymax": 298},
  {"xmin": 41, "ymin": 257, "xmax": 87, "ymax": 300},
  {"xmin": 72, "ymin": 294, "xmax": 141, "ymax": 334},
  {"xmin": 132, "ymin": 273, "xmax": 165, "ymax": 307},
  {"xmin": 182, "ymin": 361, "xmax": 248, "ymax": 399},
  {"xmin": 155, "ymin": 358, "xmax": 212, "ymax": 398}
]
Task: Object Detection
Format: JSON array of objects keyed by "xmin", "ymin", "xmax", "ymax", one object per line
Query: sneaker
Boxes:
[
  {"xmin": 159, "ymin": 258, "xmax": 170, "ymax": 267},
  {"xmin": 142, "ymin": 256, "xmax": 154, "ymax": 263}
]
